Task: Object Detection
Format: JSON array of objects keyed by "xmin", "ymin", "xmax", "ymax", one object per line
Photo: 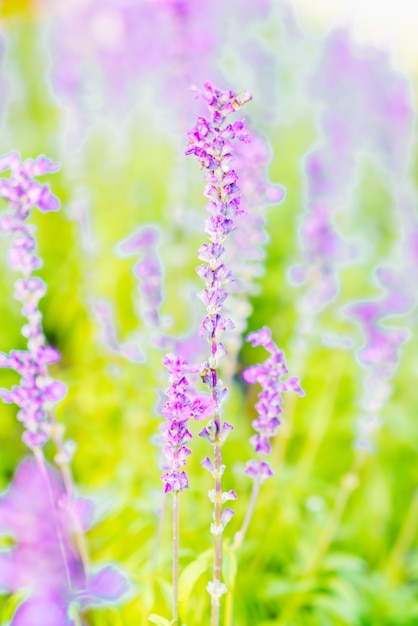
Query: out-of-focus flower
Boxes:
[
  {"xmin": 118, "ymin": 225, "xmax": 163, "ymax": 329},
  {"xmin": 345, "ymin": 266, "xmax": 413, "ymax": 451},
  {"xmin": 0, "ymin": 458, "xmax": 128, "ymax": 624}
]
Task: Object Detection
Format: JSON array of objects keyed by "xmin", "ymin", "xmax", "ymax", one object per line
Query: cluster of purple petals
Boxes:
[
  {"xmin": 222, "ymin": 133, "xmax": 285, "ymax": 363},
  {"xmin": 243, "ymin": 327, "xmax": 304, "ymax": 481},
  {"xmin": 345, "ymin": 267, "xmax": 413, "ymax": 450},
  {"xmin": 160, "ymin": 354, "xmax": 216, "ymax": 492},
  {"xmin": 312, "ymin": 28, "xmax": 414, "ymax": 175},
  {"xmin": 0, "ymin": 152, "xmax": 59, "ymax": 276},
  {"xmin": 0, "ymin": 152, "xmax": 66, "ymax": 448},
  {"xmin": 0, "ymin": 348, "xmax": 66, "ymax": 448},
  {"xmin": 185, "ymin": 82, "xmax": 251, "ymax": 434},
  {"xmin": 227, "ymin": 132, "xmax": 285, "ymax": 294},
  {"xmin": 291, "ymin": 29, "xmax": 414, "ymax": 314},
  {"xmin": 0, "ymin": 458, "xmax": 128, "ymax": 625},
  {"xmin": 118, "ymin": 225, "xmax": 163, "ymax": 329},
  {"xmin": 91, "ymin": 299, "xmax": 144, "ymax": 364},
  {"xmin": 47, "ymin": 0, "xmax": 271, "ymax": 136},
  {"xmin": 346, "ymin": 267, "xmax": 413, "ymax": 369}
]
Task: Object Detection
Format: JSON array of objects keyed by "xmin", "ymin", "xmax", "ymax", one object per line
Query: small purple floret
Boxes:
[
  {"xmin": 160, "ymin": 353, "xmax": 216, "ymax": 492},
  {"xmin": 243, "ymin": 326, "xmax": 304, "ymax": 481}
]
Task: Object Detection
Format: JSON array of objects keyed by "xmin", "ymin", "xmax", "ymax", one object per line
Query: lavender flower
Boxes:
[
  {"xmin": 0, "ymin": 152, "xmax": 66, "ymax": 449},
  {"xmin": 92, "ymin": 299, "xmax": 145, "ymax": 364},
  {"xmin": 0, "ymin": 458, "xmax": 128, "ymax": 624},
  {"xmin": 118, "ymin": 225, "xmax": 163, "ymax": 329},
  {"xmin": 186, "ymin": 82, "xmax": 252, "ymax": 620},
  {"xmin": 160, "ymin": 353, "xmax": 215, "ymax": 493},
  {"xmin": 222, "ymin": 132, "xmax": 285, "ymax": 379},
  {"xmin": 186, "ymin": 81, "xmax": 251, "ymax": 436},
  {"xmin": 243, "ymin": 327, "xmax": 304, "ymax": 481},
  {"xmin": 345, "ymin": 267, "xmax": 413, "ymax": 451}
]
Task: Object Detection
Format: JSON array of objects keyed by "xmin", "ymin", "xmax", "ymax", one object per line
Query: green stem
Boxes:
[
  {"xmin": 386, "ymin": 488, "xmax": 418, "ymax": 584},
  {"xmin": 173, "ymin": 491, "xmax": 180, "ymax": 626},
  {"xmin": 49, "ymin": 417, "xmax": 90, "ymax": 574},
  {"xmin": 224, "ymin": 464, "xmax": 263, "ymax": 626},
  {"xmin": 294, "ymin": 352, "xmax": 346, "ymax": 485},
  {"xmin": 34, "ymin": 447, "xmax": 74, "ymax": 595},
  {"xmin": 210, "ymin": 441, "xmax": 223, "ymax": 626}
]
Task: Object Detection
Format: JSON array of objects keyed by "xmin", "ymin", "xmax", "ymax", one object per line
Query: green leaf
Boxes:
[
  {"xmin": 148, "ymin": 614, "xmax": 172, "ymax": 626},
  {"xmin": 178, "ymin": 549, "xmax": 212, "ymax": 618},
  {"xmin": 222, "ymin": 549, "xmax": 238, "ymax": 590}
]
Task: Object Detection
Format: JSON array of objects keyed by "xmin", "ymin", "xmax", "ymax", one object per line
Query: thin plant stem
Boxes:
[
  {"xmin": 224, "ymin": 587, "xmax": 234, "ymax": 626},
  {"xmin": 306, "ymin": 449, "xmax": 365, "ymax": 574},
  {"xmin": 173, "ymin": 491, "xmax": 180, "ymax": 626},
  {"xmin": 33, "ymin": 447, "xmax": 73, "ymax": 591},
  {"xmin": 211, "ymin": 440, "xmax": 223, "ymax": 626},
  {"xmin": 224, "ymin": 458, "xmax": 264, "ymax": 626},
  {"xmin": 385, "ymin": 488, "xmax": 418, "ymax": 584},
  {"xmin": 48, "ymin": 413, "xmax": 90, "ymax": 574},
  {"xmin": 294, "ymin": 352, "xmax": 346, "ymax": 485},
  {"xmin": 232, "ymin": 475, "xmax": 261, "ymax": 552}
]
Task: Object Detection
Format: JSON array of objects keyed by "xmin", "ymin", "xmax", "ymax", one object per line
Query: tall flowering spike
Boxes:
[
  {"xmin": 186, "ymin": 83, "xmax": 251, "ymax": 621},
  {"xmin": 243, "ymin": 327, "xmax": 305, "ymax": 481},
  {"xmin": 0, "ymin": 152, "xmax": 66, "ymax": 449},
  {"xmin": 186, "ymin": 81, "xmax": 252, "ymax": 424}
]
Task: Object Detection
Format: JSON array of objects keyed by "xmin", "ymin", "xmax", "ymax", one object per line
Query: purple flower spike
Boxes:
[
  {"xmin": 187, "ymin": 83, "xmax": 252, "ymax": 604},
  {"xmin": 187, "ymin": 84, "xmax": 252, "ymax": 434},
  {"xmin": 160, "ymin": 353, "xmax": 216, "ymax": 492},
  {"xmin": 244, "ymin": 327, "xmax": 304, "ymax": 481},
  {"xmin": 0, "ymin": 154, "xmax": 65, "ymax": 449}
]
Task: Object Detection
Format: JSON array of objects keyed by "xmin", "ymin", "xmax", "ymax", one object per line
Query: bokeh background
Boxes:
[{"xmin": 0, "ymin": 1, "xmax": 418, "ymax": 624}]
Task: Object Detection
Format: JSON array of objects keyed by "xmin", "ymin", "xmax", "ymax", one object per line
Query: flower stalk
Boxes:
[
  {"xmin": 186, "ymin": 82, "xmax": 252, "ymax": 624},
  {"xmin": 0, "ymin": 151, "xmax": 90, "ymax": 576}
]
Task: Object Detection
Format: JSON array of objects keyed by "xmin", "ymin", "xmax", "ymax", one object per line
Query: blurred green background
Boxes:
[{"xmin": 1, "ymin": 2, "xmax": 418, "ymax": 624}]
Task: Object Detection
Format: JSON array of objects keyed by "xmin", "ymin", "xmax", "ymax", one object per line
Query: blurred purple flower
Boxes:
[
  {"xmin": 47, "ymin": 0, "xmax": 272, "ymax": 134},
  {"xmin": 0, "ymin": 458, "xmax": 128, "ymax": 623},
  {"xmin": 345, "ymin": 266, "xmax": 413, "ymax": 451},
  {"xmin": 118, "ymin": 225, "xmax": 164, "ymax": 329}
]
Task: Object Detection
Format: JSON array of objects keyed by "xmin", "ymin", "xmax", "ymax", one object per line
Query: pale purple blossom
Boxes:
[
  {"xmin": 243, "ymin": 327, "xmax": 304, "ymax": 480},
  {"xmin": 0, "ymin": 458, "xmax": 128, "ymax": 624},
  {"xmin": 160, "ymin": 353, "xmax": 215, "ymax": 492},
  {"xmin": 186, "ymin": 82, "xmax": 252, "ymax": 442},
  {"xmin": 92, "ymin": 299, "xmax": 145, "ymax": 364},
  {"xmin": 0, "ymin": 152, "xmax": 66, "ymax": 448},
  {"xmin": 118, "ymin": 225, "xmax": 164, "ymax": 329},
  {"xmin": 220, "ymin": 132, "xmax": 285, "ymax": 372},
  {"xmin": 345, "ymin": 267, "xmax": 413, "ymax": 451}
]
